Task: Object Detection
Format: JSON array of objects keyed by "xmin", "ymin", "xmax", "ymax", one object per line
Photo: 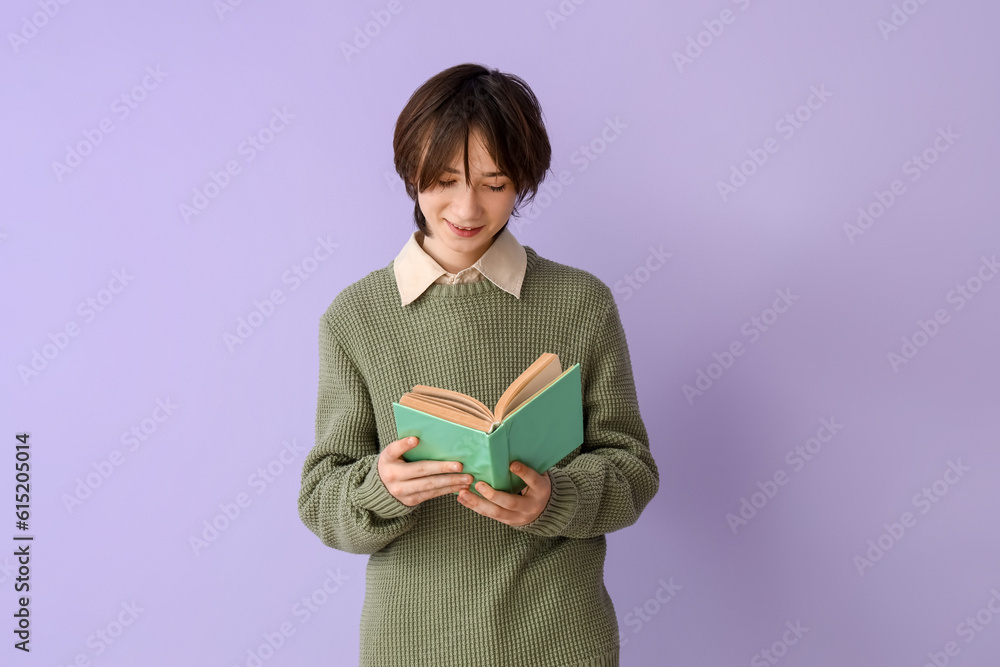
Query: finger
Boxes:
[
  {"xmin": 384, "ymin": 436, "xmax": 419, "ymax": 462},
  {"xmin": 457, "ymin": 487, "xmax": 500, "ymax": 518},
  {"xmin": 509, "ymin": 461, "xmax": 542, "ymax": 489},
  {"xmin": 470, "ymin": 481, "xmax": 523, "ymax": 512},
  {"xmin": 402, "ymin": 474, "xmax": 472, "ymax": 504},
  {"xmin": 399, "ymin": 459, "xmax": 464, "ymax": 481},
  {"xmin": 426, "ymin": 479, "xmax": 475, "ymax": 502},
  {"xmin": 387, "ymin": 438, "xmax": 462, "ymax": 478},
  {"xmin": 459, "ymin": 488, "xmax": 531, "ymax": 525}
]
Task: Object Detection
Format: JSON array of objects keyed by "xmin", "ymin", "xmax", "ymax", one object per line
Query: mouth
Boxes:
[{"xmin": 446, "ymin": 219, "xmax": 484, "ymax": 236}]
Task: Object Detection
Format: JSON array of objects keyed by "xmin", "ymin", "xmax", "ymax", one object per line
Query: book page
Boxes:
[
  {"xmin": 503, "ymin": 367, "xmax": 572, "ymax": 419},
  {"xmin": 494, "ymin": 354, "xmax": 561, "ymax": 422},
  {"xmin": 409, "ymin": 385, "xmax": 494, "ymax": 421}
]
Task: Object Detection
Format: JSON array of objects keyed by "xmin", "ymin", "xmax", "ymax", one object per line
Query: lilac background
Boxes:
[{"xmin": 3, "ymin": 1, "xmax": 999, "ymax": 665}]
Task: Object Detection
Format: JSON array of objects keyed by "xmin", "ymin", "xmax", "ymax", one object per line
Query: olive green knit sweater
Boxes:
[{"xmin": 297, "ymin": 245, "xmax": 659, "ymax": 667}]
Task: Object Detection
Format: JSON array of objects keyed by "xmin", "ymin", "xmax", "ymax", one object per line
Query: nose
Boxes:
[{"xmin": 450, "ymin": 182, "xmax": 483, "ymax": 221}]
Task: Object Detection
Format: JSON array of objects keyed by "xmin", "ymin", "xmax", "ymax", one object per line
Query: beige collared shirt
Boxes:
[{"xmin": 391, "ymin": 226, "xmax": 527, "ymax": 307}]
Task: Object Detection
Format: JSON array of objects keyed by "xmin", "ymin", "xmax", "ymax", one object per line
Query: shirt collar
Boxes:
[{"xmin": 392, "ymin": 225, "xmax": 527, "ymax": 307}]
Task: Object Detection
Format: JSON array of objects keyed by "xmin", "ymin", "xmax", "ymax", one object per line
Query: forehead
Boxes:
[
  {"xmin": 442, "ymin": 133, "xmax": 502, "ymax": 175},
  {"xmin": 416, "ymin": 124, "xmax": 506, "ymax": 180}
]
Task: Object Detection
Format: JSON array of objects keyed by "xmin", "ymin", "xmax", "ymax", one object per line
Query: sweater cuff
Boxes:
[
  {"xmin": 355, "ymin": 461, "xmax": 416, "ymax": 519},
  {"xmin": 511, "ymin": 467, "xmax": 577, "ymax": 537}
]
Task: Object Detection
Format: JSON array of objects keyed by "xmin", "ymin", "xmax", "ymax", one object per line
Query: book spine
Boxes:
[{"xmin": 485, "ymin": 420, "xmax": 512, "ymax": 494}]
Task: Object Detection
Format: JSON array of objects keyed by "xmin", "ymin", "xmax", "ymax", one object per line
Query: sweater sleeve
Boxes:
[
  {"xmin": 510, "ymin": 293, "xmax": 659, "ymax": 539},
  {"xmin": 297, "ymin": 313, "xmax": 419, "ymax": 555}
]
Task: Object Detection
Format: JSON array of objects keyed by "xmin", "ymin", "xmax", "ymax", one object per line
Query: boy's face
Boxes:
[{"xmin": 416, "ymin": 131, "xmax": 517, "ymax": 274}]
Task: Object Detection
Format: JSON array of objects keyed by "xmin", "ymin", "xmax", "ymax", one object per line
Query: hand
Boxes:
[
  {"xmin": 456, "ymin": 461, "xmax": 552, "ymax": 527},
  {"xmin": 377, "ymin": 437, "xmax": 473, "ymax": 506}
]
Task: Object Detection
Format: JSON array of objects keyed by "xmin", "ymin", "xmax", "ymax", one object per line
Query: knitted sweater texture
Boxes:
[{"xmin": 297, "ymin": 245, "xmax": 659, "ymax": 667}]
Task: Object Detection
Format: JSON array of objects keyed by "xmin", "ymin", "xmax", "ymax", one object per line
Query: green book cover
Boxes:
[{"xmin": 392, "ymin": 362, "xmax": 583, "ymax": 497}]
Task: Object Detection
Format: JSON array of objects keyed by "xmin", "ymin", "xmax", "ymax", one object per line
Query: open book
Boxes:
[{"xmin": 392, "ymin": 353, "xmax": 584, "ymax": 496}]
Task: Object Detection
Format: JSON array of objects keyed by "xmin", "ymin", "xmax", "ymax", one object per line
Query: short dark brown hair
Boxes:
[{"xmin": 393, "ymin": 63, "xmax": 552, "ymax": 238}]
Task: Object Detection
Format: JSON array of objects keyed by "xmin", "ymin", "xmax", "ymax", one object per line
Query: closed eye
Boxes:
[{"xmin": 438, "ymin": 179, "xmax": 507, "ymax": 193}]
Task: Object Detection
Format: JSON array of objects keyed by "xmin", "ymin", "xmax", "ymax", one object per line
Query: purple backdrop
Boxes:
[{"xmin": 3, "ymin": 1, "xmax": 999, "ymax": 665}]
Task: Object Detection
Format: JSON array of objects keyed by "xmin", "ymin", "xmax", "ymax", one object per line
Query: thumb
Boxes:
[{"xmin": 399, "ymin": 436, "xmax": 419, "ymax": 454}]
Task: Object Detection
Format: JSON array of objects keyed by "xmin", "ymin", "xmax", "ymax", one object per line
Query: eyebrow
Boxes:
[{"xmin": 442, "ymin": 167, "xmax": 506, "ymax": 178}]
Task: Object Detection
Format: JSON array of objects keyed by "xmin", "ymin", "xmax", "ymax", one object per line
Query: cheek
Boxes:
[
  {"xmin": 420, "ymin": 192, "xmax": 447, "ymax": 213},
  {"xmin": 416, "ymin": 193, "xmax": 440, "ymax": 218}
]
